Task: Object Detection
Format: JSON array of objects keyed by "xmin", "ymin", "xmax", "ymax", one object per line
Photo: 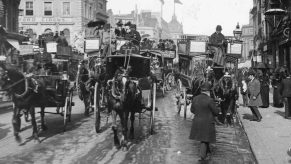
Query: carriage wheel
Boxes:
[
  {"xmin": 94, "ymin": 82, "xmax": 101, "ymax": 133},
  {"xmin": 165, "ymin": 73, "xmax": 174, "ymax": 91},
  {"xmin": 162, "ymin": 81, "xmax": 165, "ymax": 97},
  {"xmin": 64, "ymin": 90, "xmax": 73, "ymax": 131},
  {"xmin": 176, "ymin": 79, "xmax": 182, "ymax": 114},
  {"xmin": 150, "ymin": 83, "xmax": 156, "ymax": 135},
  {"xmin": 183, "ymin": 90, "xmax": 187, "ymax": 119}
]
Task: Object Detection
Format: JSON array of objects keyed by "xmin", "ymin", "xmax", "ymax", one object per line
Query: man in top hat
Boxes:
[
  {"xmin": 279, "ymin": 70, "xmax": 291, "ymax": 119},
  {"xmin": 209, "ymin": 25, "xmax": 227, "ymax": 66},
  {"xmin": 247, "ymin": 70, "xmax": 263, "ymax": 122},
  {"xmin": 125, "ymin": 24, "xmax": 141, "ymax": 46},
  {"xmin": 115, "ymin": 20, "xmax": 126, "ymax": 37},
  {"xmin": 189, "ymin": 81, "xmax": 219, "ymax": 161},
  {"xmin": 101, "ymin": 23, "xmax": 116, "ymax": 57}
]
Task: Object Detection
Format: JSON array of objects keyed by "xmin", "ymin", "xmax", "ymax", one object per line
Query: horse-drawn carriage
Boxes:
[
  {"xmin": 77, "ymin": 22, "xmax": 157, "ymax": 146},
  {"xmin": 176, "ymin": 35, "xmax": 242, "ymax": 123},
  {"xmin": 140, "ymin": 48, "xmax": 176, "ymax": 96},
  {"xmin": 0, "ymin": 49, "xmax": 75, "ymax": 142}
]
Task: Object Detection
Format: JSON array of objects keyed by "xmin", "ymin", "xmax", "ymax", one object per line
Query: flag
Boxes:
[
  {"xmin": 174, "ymin": 0, "xmax": 182, "ymax": 4},
  {"xmin": 160, "ymin": 0, "xmax": 164, "ymax": 5}
]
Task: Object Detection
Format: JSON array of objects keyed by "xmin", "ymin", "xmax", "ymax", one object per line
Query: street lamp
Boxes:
[{"xmin": 233, "ymin": 23, "xmax": 242, "ymax": 41}]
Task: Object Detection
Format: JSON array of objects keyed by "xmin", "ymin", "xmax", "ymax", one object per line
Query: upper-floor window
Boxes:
[
  {"xmin": 25, "ymin": 1, "xmax": 33, "ymax": 16},
  {"xmin": 63, "ymin": 2, "xmax": 70, "ymax": 16},
  {"xmin": 89, "ymin": 6, "xmax": 92, "ymax": 19},
  {"xmin": 98, "ymin": 3, "xmax": 103, "ymax": 9},
  {"xmin": 44, "ymin": 2, "xmax": 52, "ymax": 16}
]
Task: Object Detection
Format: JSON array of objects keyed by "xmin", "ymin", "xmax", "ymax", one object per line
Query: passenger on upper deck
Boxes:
[
  {"xmin": 209, "ymin": 25, "xmax": 227, "ymax": 66},
  {"xmin": 101, "ymin": 23, "xmax": 116, "ymax": 57},
  {"xmin": 125, "ymin": 24, "xmax": 141, "ymax": 46}
]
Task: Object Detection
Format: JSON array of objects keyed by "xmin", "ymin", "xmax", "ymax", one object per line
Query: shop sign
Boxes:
[{"xmin": 19, "ymin": 45, "xmax": 33, "ymax": 55}]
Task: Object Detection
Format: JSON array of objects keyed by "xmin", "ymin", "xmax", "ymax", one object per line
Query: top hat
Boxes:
[
  {"xmin": 201, "ymin": 82, "xmax": 212, "ymax": 91},
  {"xmin": 124, "ymin": 21, "xmax": 132, "ymax": 27}
]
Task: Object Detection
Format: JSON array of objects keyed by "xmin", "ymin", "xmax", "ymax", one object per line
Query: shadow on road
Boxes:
[
  {"xmin": 242, "ymin": 113, "xmax": 253, "ymax": 121},
  {"xmin": 274, "ymin": 110, "xmax": 285, "ymax": 118}
]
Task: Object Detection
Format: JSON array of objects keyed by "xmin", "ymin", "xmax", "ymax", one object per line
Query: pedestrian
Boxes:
[
  {"xmin": 241, "ymin": 78, "xmax": 248, "ymax": 106},
  {"xmin": 279, "ymin": 71, "xmax": 291, "ymax": 119},
  {"xmin": 272, "ymin": 71, "xmax": 284, "ymax": 107},
  {"xmin": 259, "ymin": 70, "xmax": 270, "ymax": 108},
  {"xmin": 247, "ymin": 70, "xmax": 263, "ymax": 122},
  {"xmin": 189, "ymin": 82, "xmax": 219, "ymax": 161}
]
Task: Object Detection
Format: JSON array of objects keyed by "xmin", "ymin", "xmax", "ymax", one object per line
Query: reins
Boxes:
[{"xmin": 0, "ymin": 78, "xmax": 25, "ymax": 91}]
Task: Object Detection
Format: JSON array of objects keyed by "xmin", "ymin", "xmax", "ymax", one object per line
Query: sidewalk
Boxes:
[
  {"xmin": 0, "ymin": 101, "xmax": 13, "ymax": 110},
  {"xmin": 237, "ymin": 90, "xmax": 291, "ymax": 164}
]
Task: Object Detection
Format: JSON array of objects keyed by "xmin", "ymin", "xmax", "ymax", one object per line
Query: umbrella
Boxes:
[
  {"xmin": 87, "ymin": 20, "xmax": 106, "ymax": 28},
  {"xmin": 264, "ymin": 8, "xmax": 287, "ymax": 16},
  {"xmin": 141, "ymin": 34, "xmax": 151, "ymax": 38}
]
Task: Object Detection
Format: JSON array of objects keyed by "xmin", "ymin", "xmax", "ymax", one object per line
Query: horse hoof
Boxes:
[{"xmin": 14, "ymin": 134, "xmax": 22, "ymax": 143}]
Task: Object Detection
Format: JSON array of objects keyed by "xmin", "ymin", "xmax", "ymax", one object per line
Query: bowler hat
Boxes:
[
  {"xmin": 201, "ymin": 82, "xmax": 212, "ymax": 91},
  {"xmin": 216, "ymin": 25, "xmax": 222, "ymax": 31},
  {"xmin": 248, "ymin": 70, "xmax": 256, "ymax": 76},
  {"xmin": 124, "ymin": 21, "xmax": 132, "ymax": 27},
  {"xmin": 116, "ymin": 20, "xmax": 123, "ymax": 27}
]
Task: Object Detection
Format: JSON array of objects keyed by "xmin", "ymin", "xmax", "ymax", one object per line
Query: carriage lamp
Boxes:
[{"xmin": 233, "ymin": 23, "xmax": 242, "ymax": 41}]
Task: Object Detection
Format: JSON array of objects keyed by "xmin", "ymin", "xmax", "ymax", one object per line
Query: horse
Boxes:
[
  {"xmin": 76, "ymin": 60, "xmax": 91, "ymax": 116},
  {"xmin": 0, "ymin": 64, "xmax": 48, "ymax": 143},
  {"xmin": 108, "ymin": 67, "xmax": 142, "ymax": 150},
  {"xmin": 216, "ymin": 74, "xmax": 238, "ymax": 126}
]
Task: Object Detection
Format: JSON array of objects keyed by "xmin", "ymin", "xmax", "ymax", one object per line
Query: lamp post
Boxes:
[
  {"xmin": 264, "ymin": 1, "xmax": 288, "ymax": 70},
  {"xmin": 233, "ymin": 22, "xmax": 242, "ymax": 41}
]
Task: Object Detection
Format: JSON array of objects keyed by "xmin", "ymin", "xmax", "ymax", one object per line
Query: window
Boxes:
[
  {"xmin": 25, "ymin": 1, "xmax": 33, "ymax": 16},
  {"xmin": 44, "ymin": 2, "xmax": 52, "ymax": 16},
  {"xmin": 98, "ymin": 3, "xmax": 103, "ymax": 9},
  {"xmin": 63, "ymin": 2, "xmax": 70, "ymax": 16},
  {"xmin": 89, "ymin": 6, "xmax": 92, "ymax": 19}
]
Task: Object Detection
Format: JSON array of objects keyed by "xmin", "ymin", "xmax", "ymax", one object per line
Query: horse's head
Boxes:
[
  {"xmin": 0, "ymin": 66, "xmax": 25, "ymax": 94},
  {"xmin": 221, "ymin": 77, "xmax": 233, "ymax": 96}
]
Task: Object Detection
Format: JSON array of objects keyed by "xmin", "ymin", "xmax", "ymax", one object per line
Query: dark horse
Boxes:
[
  {"xmin": 216, "ymin": 74, "xmax": 238, "ymax": 125},
  {"xmin": 76, "ymin": 60, "xmax": 91, "ymax": 116},
  {"xmin": 0, "ymin": 64, "xmax": 48, "ymax": 143},
  {"xmin": 108, "ymin": 67, "xmax": 142, "ymax": 150}
]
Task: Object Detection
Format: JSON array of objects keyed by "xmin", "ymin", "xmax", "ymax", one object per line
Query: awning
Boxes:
[{"xmin": 7, "ymin": 39, "xmax": 20, "ymax": 50}]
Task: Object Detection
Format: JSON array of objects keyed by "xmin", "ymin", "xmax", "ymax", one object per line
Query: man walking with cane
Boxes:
[
  {"xmin": 189, "ymin": 82, "xmax": 219, "ymax": 161},
  {"xmin": 247, "ymin": 70, "xmax": 263, "ymax": 122}
]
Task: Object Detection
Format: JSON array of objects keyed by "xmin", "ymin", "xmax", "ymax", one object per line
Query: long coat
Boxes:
[
  {"xmin": 279, "ymin": 77, "xmax": 291, "ymax": 98},
  {"xmin": 247, "ymin": 78, "xmax": 263, "ymax": 107},
  {"xmin": 189, "ymin": 93, "xmax": 219, "ymax": 143}
]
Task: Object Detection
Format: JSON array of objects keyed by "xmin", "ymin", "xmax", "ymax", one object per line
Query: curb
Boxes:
[{"xmin": 235, "ymin": 107, "xmax": 259, "ymax": 164}]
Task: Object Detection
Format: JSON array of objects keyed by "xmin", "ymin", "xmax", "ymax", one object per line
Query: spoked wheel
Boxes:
[
  {"xmin": 176, "ymin": 79, "xmax": 182, "ymax": 114},
  {"xmin": 63, "ymin": 90, "xmax": 73, "ymax": 132},
  {"xmin": 94, "ymin": 82, "xmax": 101, "ymax": 133},
  {"xmin": 161, "ymin": 81, "xmax": 165, "ymax": 97},
  {"xmin": 183, "ymin": 90, "xmax": 187, "ymax": 119},
  {"xmin": 165, "ymin": 73, "xmax": 175, "ymax": 91},
  {"xmin": 150, "ymin": 83, "xmax": 156, "ymax": 135}
]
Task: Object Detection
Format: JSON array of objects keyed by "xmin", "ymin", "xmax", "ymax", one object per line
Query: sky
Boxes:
[{"xmin": 107, "ymin": 0, "xmax": 253, "ymax": 36}]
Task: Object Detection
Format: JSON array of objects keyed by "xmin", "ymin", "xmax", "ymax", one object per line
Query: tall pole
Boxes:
[{"xmin": 174, "ymin": 2, "xmax": 176, "ymax": 17}]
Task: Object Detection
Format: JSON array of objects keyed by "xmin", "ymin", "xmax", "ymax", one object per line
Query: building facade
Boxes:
[
  {"xmin": 0, "ymin": 0, "xmax": 21, "ymax": 32},
  {"xmin": 241, "ymin": 23, "xmax": 254, "ymax": 62},
  {"xmin": 18, "ymin": 0, "xmax": 108, "ymax": 45}
]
